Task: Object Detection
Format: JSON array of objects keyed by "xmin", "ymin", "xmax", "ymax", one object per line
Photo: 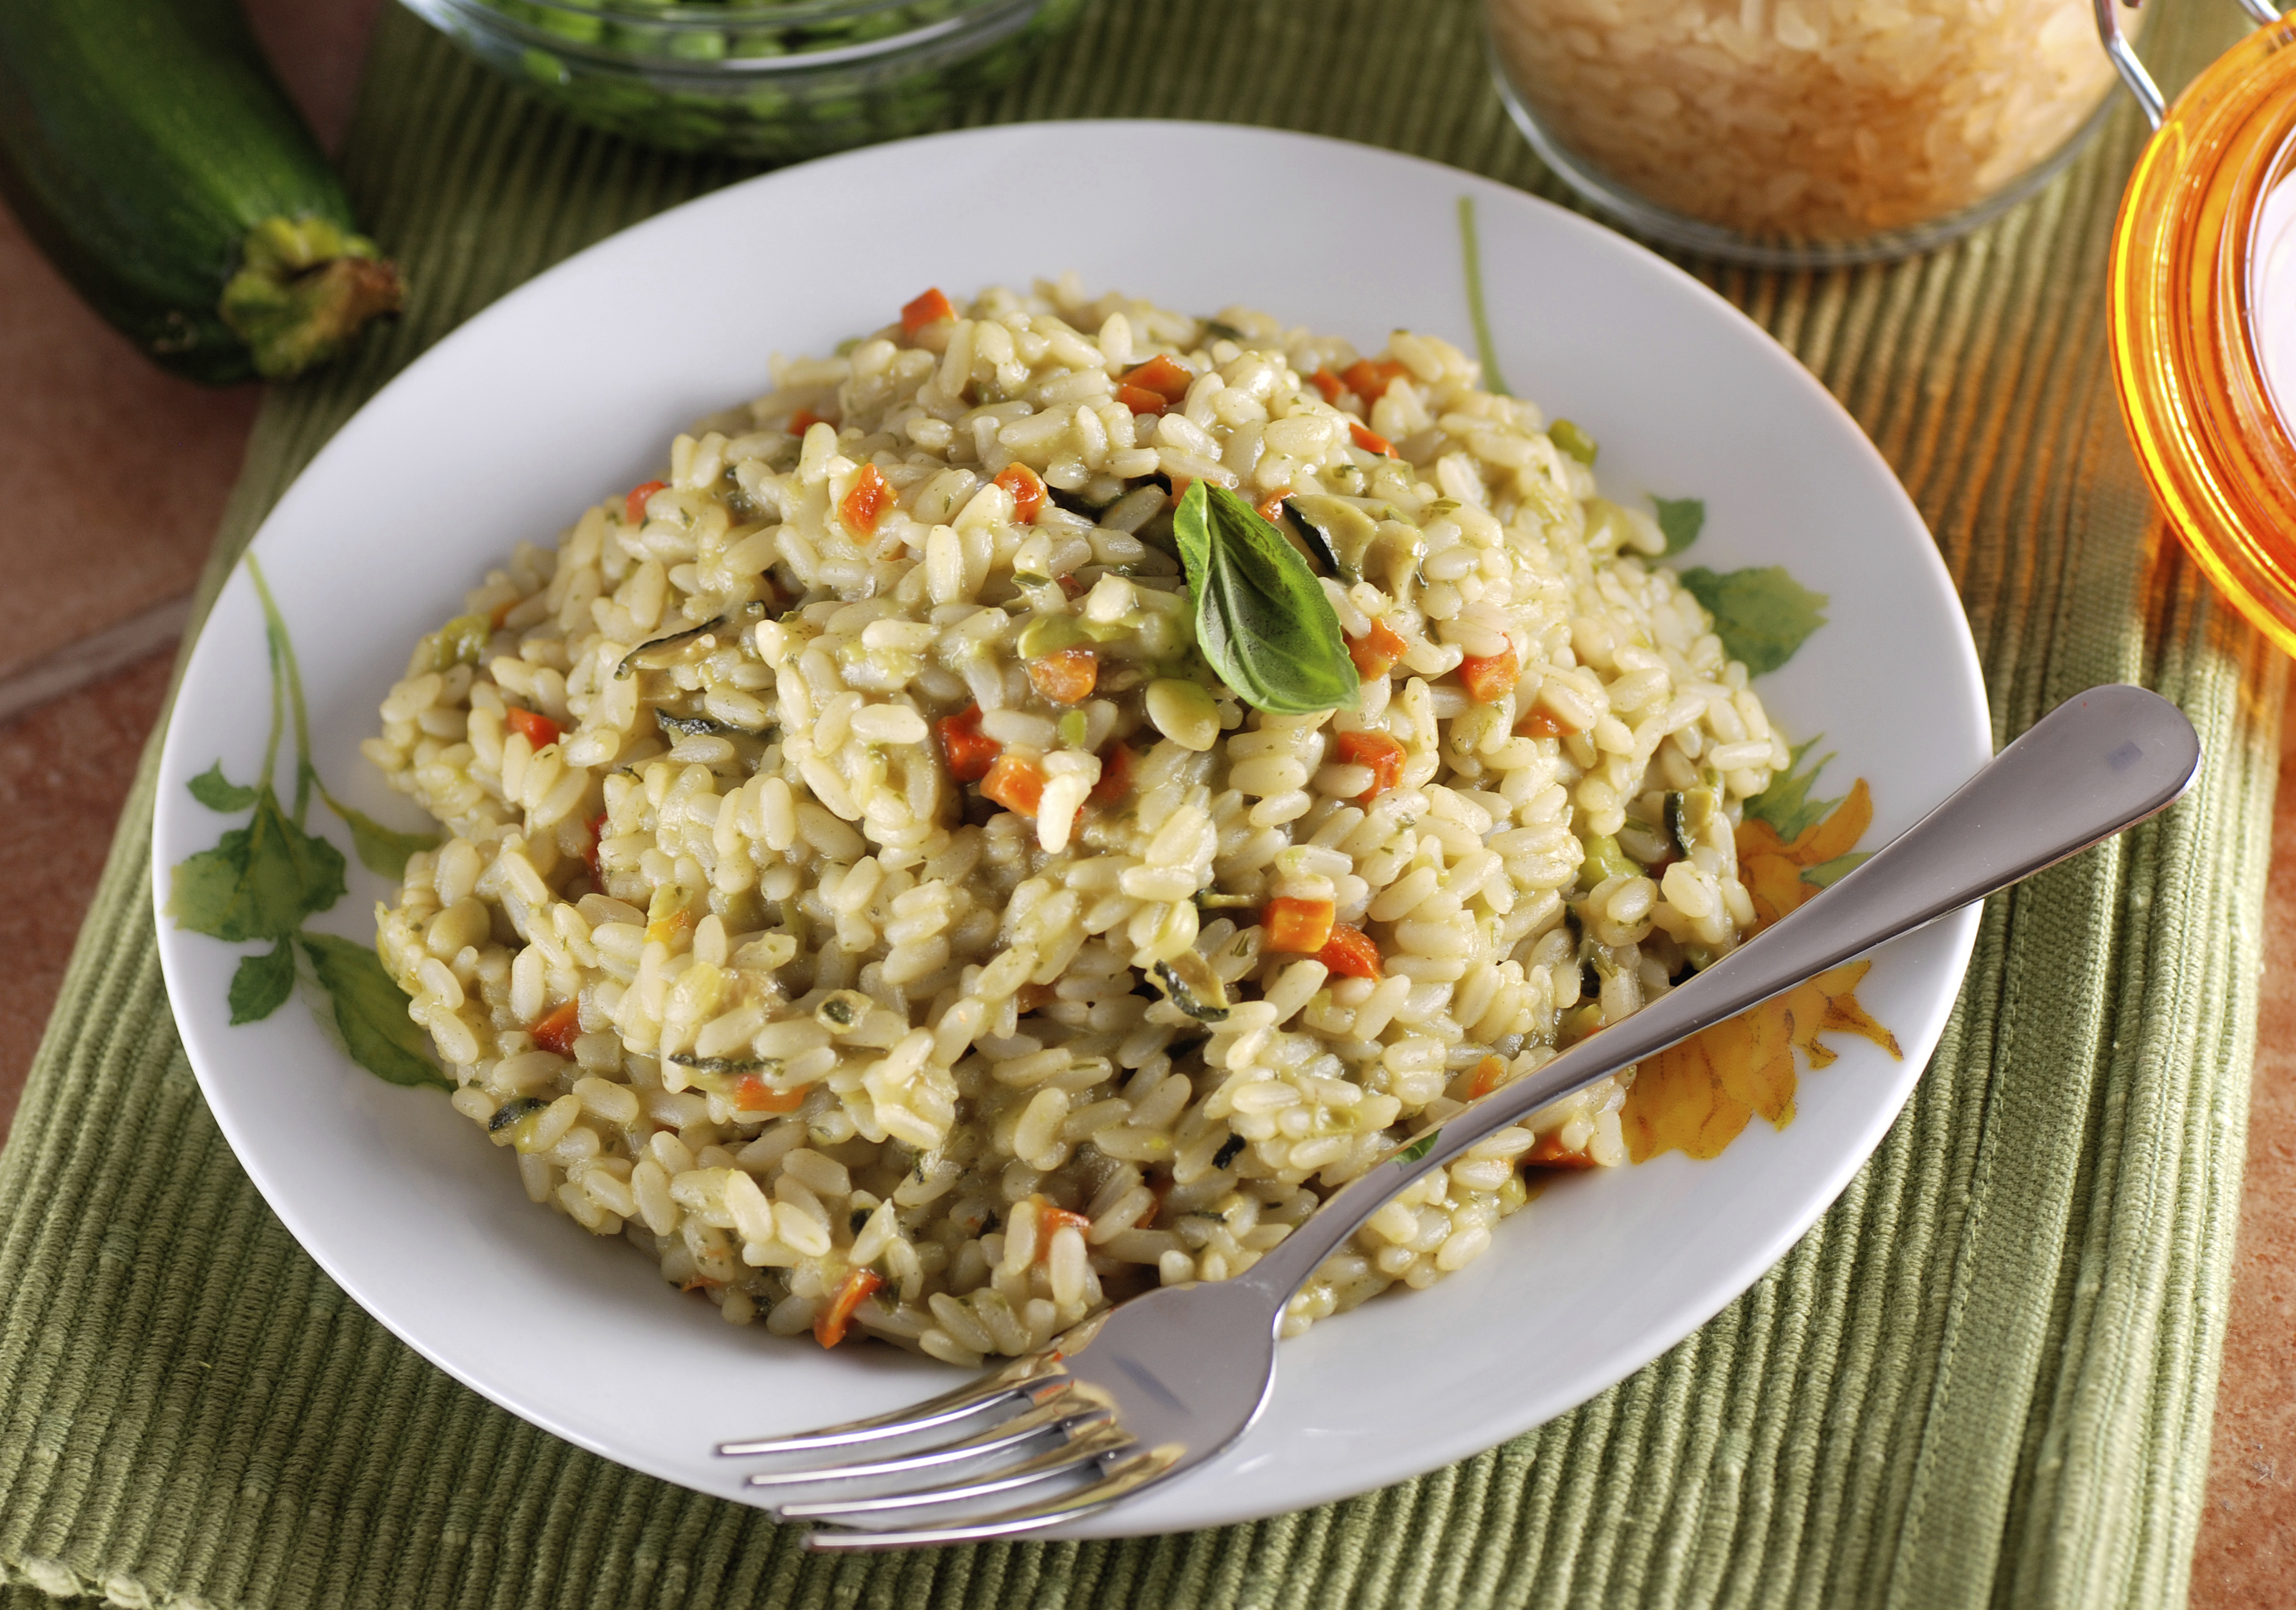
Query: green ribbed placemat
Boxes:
[{"xmin": 0, "ymin": 1, "xmax": 2279, "ymax": 1606}]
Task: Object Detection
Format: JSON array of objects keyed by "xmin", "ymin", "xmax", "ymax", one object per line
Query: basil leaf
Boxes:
[{"xmin": 1173, "ymin": 482, "xmax": 1358, "ymax": 716}]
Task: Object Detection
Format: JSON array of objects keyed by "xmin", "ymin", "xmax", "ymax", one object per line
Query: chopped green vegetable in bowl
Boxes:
[{"xmin": 401, "ymin": 0, "xmax": 1088, "ymax": 157}]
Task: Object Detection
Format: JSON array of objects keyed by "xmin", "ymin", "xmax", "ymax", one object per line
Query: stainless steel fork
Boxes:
[{"xmin": 719, "ymin": 684, "xmax": 2200, "ymax": 1549}]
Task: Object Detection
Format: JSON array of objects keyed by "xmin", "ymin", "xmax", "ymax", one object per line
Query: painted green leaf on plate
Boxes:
[
  {"xmin": 1744, "ymin": 736, "xmax": 1844, "ymax": 842},
  {"xmin": 168, "ymin": 786, "xmax": 347, "ymax": 942},
  {"xmin": 188, "ymin": 762, "xmax": 259, "ymax": 813},
  {"xmin": 325, "ymin": 792, "xmax": 440, "ymax": 881},
  {"xmin": 1679, "ymin": 564, "xmax": 1829, "ymax": 676},
  {"xmin": 1652, "ymin": 496, "xmax": 1705, "ymax": 556},
  {"xmin": 1802, "ymin": 850, "xmax": 1872, "ymax": 889},
  {"xmin": 228, "ymin": 939, "xmax": 297, "ymax": 1024},
  {"xmin": 296, "ymin": 932, "xmax": 450, "ymax": 1089}
]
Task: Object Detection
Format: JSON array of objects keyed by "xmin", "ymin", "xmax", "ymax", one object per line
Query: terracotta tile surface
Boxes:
[
  {"xmin": 245, "ymin": 0, "xmax": 387, "ymax": 152},
  {"xmin": 2190, "ymin": 688, "xmax": 2296, "ymax": 1607},
  {"xmin": 0, "ymin": 4, "xmax": 2287, "ymax": 1599},
  {"xmin": 0, "ymin": 649, "xmax": 175, "ymax": 1137},
  {"xmin": 0, "ymin": 213, "xmax": 259, "ymax": 685}
]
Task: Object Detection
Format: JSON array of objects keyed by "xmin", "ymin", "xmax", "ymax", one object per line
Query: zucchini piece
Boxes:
[
  {"xmin": 0, "ymin": 0, "xmax": 402, "ymax": 382},
  {"xmin": 615, "ymin": 603, "xmax": 765, "ymax": 679},
  {"xmin": 1666, "ymin": 787, "xmax": 1719, "ymax": 859},
  {"xmin": 1151, "ymin": 953, "xmax": 1231, "ymax": 1023},
  {"xmin": 667, "ymin": 1051, "xmax": 775, "ymax": 1097},
  {"xmin": 487, "ymin": 1096, "xmax": 548, "ymax": 1134},
  {"xmin": 421, "ymin": 613, "xmax": 493, "ymax": 673},
  {"xmin": 1282, "ymin": 494, "xmax": 1379, "ymax": 581},
  {"xmin": 814, "ymin": 990, "xmax": 872, "ymax": 1031},
  {"xmin": 1577, "ymin": 833, "xmax": 1639, "ymax": 890}
]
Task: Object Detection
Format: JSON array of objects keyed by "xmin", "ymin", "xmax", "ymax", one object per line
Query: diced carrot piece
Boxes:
[
  {"xmin": 504, "ymin": 706, "xmax": 560, "ymax": 748},
  {"xmin": 936, "ymin": 704, "xmax": 1000, "ymax": 782},
  {"xmin": 980, "ymin": 753, "xmax": 1047, "ymax": 816},
  {"xmin": 1334, "ymin": 729, "xmax": 1406, "ymax": 799},
  {"xmin": 1516, "ymin": 707, "xmax": 1578, "ymax": 739},
  {"xmin": 1347, "ymin": 619, "xmax": 1409, "ymax": 680},
  {"xmin": 1035, "ymin": 1200, "xmax": 1093, "ymax": 1254},
  {"xmin": 733, "ymin": 1075, "xmax": 805, "ymax": 1116},
  {"xmin": 624, "ymin": 479, "xmax": 667, "ymax": 526},
  {"xmin": 1524, "ymin": 1133, "xmax": 1603, "ymax": 1170},
  {"xmin": 1458, "ymin": 648, "xmax": 1521, "ymax": 703},
  {"xmin": 1349, "ymin": 421, "xmax": 1394, "ymax": 457},
  {"xmin": 1056, "ymin": 573, "xmax": 1088, "ymax": 600},
  {"xmin": 1258, "ymin": 492, "xmax": 1288, "ymax": 523},
  {"xmin": 1116, "ymin": 384, "xmax": 1168, "ymax": 416},
  {"xmin": 1341, "ymin": 358, "xmax": 1410, "ymax": 401},
  {"xmin": 1027, "ymin": 645, "xmax": 1098, "ymax": 704},
  {"xmin": 839, "ymin": 464, "xmax": 895, "ymax": 535},
  {"xmin": 787, "ymin": 408, "xmax": 831, "ymax": 435},
  {"xmin": 1166, "ymin": 474, "xmax": 1193, "ymax": 509},
  {"xmin": 814, "ymin": 1269, "xmax": 885, "ymax": 1348},
  {"xmin": 1315, "ymin": 921, "xmax": 1383, "ymax": 980},
  {"xmin": 1119, "ymin": 353, "xmax": 1193, "ymax": 403},
  {"xmin": 583, "ymin": 810, "xmax": 608, "ymax": 884},
  {"xmin": 1309, "ymin": 368, "xmax": 1346, "ymax": 404},
  {"xmin": 531, "ymin": 1000, "xmax": 581, "ymax": 1058},
  {"xmin": 1088, "ymin": 742, "xmax": 1136, "ymax": 806},
  {"xmin": 900, "ymin": 286, "xmax": 956, "ymax": 338},
  {"xmin": 645, "ymin": 908, "xmax": 692, "ymax": 949},
  {"xmin": 994, "ymin": 462, "xmax": 1046, "ymax": 523},
  {"xmin": 1264, "ymin": 896, "xmax": 1338, "ymax": 954},
  {"xmin": 1468, "ymin": 1054, "xmax": 1509, "ymax": 1099}
]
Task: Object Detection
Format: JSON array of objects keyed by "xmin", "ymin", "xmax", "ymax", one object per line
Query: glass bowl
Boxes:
[
  {"xmin": 397, "ymin": 0, "xmax": 1089, "ymax": 159},
  {"xmin": 1484, "ymin": 0, "xmax": 2147, "ymax": 266}
]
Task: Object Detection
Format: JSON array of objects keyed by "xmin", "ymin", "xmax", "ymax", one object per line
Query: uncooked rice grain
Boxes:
[{"xmin": 1489, "ymin": 0, "xmax": 2144, "ymax": 241}]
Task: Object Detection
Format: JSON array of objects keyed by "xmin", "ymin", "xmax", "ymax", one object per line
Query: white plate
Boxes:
[{"xmin": 152, "ymin": 121, "xmax": 1987, "ymax": 1537}]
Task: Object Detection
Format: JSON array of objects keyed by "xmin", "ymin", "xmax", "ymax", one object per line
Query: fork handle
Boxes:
[{"xmin": 1236, "ymin": 684, "xmax": 2200, "ymax": 1308}]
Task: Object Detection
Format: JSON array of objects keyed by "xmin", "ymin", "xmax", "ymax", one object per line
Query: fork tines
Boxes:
[
  {"xmin": 794, "ymin": 1444, "xmax": 1183, "ymax": 1551},
  {"xmin": 717, "ymin": 1353, "xmax": 1174, "ymax": 1548},
  {"xmin": 716, "ymin": 1349, "xmax": 1060, "ymax": 1459}
]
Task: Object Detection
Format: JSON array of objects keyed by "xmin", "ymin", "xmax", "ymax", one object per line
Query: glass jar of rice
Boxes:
[{"xmin": 1484, "ymin": 0, "xmax": 2147, "ymax": 264}]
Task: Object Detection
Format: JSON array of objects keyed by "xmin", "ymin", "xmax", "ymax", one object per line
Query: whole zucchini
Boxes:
[{"xmin": 0, "ymin": 0, "xmax": 402, "ymax": 383}]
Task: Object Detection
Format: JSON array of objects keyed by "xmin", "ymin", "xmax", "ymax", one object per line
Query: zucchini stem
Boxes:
[{"xmin": 219, "ymin": 216, "xmax": 404, "ymax": 380}]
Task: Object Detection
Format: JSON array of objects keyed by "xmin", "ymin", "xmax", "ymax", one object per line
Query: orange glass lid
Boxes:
[{"xmin": 2106, "ymin": 4, "xmax": 2296, "ymax": 654}]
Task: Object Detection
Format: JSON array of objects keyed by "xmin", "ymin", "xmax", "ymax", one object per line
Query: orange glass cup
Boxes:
[{"xmin": 2109, "ymin": 13, "xmax": 2296, "ymax": 653}]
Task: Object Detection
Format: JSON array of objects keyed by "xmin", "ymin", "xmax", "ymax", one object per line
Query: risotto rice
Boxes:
[{"xmin": 367, "ymin": 277, "xmax": 1787, "ymax": 1363}]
